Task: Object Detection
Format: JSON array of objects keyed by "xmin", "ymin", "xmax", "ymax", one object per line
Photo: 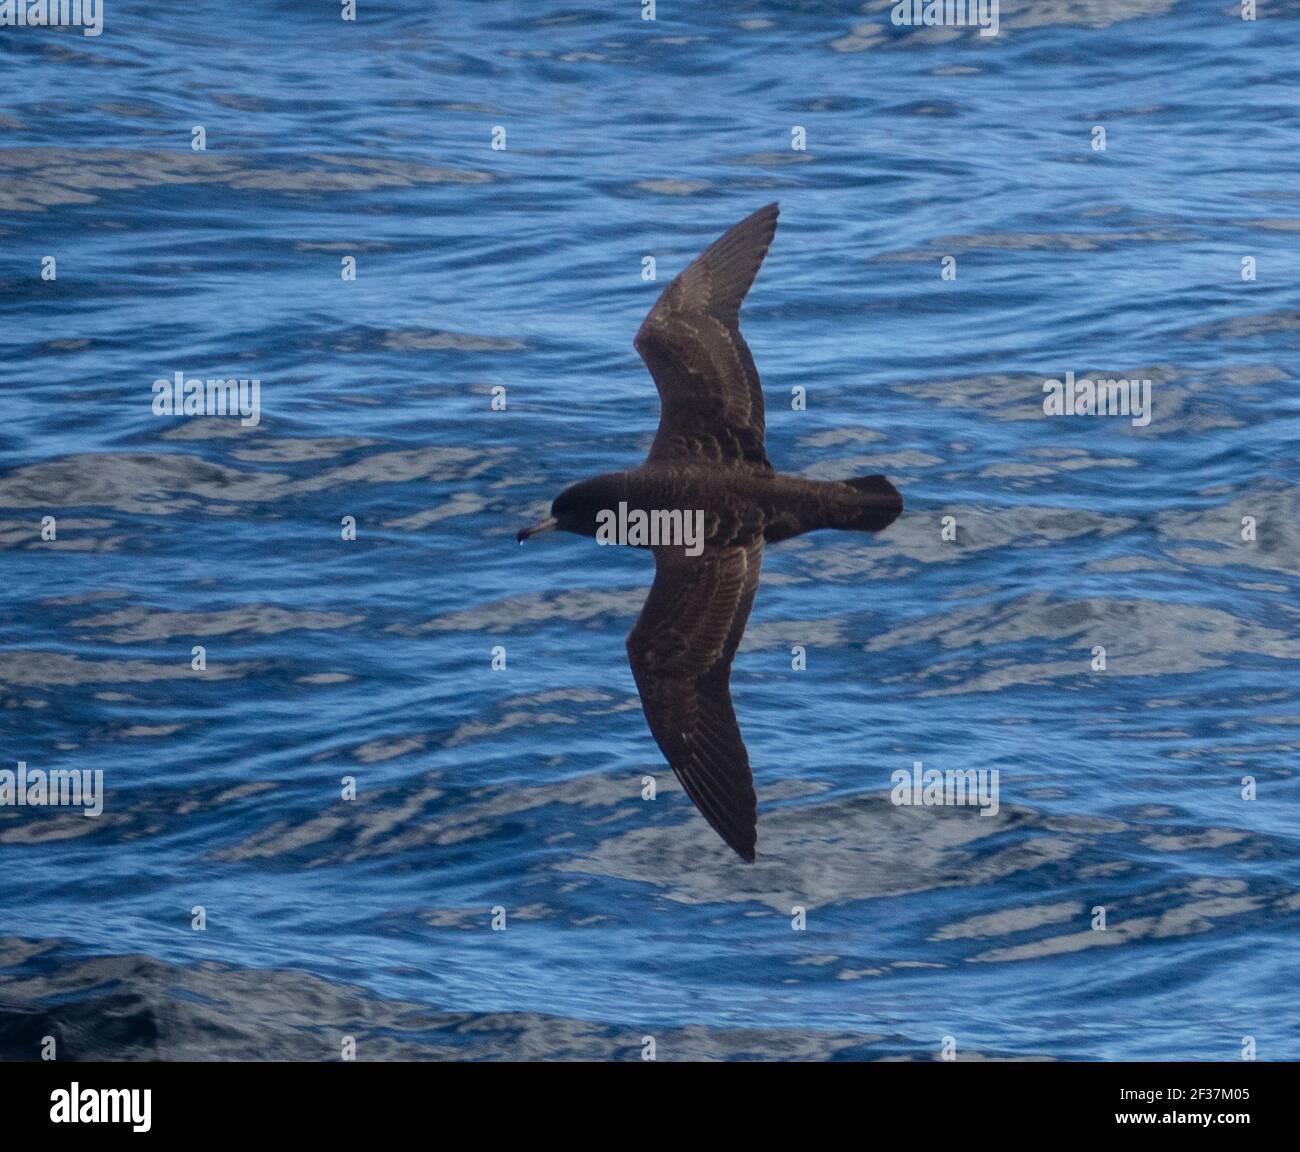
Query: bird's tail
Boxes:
[{"xmin": 833, "ymin": 474, "xmax": 903, "ymax": 533}]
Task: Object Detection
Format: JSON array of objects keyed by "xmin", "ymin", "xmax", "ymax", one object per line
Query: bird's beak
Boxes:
[{"xmin": 517, "ymin": 516, "xmax": 558, "ymax": 544}]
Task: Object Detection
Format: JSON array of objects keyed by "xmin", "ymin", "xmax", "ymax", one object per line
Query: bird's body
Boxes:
[
  {"xmin": 518, "ymin": 203, "xmax": 902, "ymax": 862},
  {"xmin": 554, "ymin": 466, "xmax": 903, "ymax": 549}
]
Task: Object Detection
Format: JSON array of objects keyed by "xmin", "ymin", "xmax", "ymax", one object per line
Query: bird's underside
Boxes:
[{"xmin": 626, "ymin": 203, "xmax": 780, "ymax": 862}]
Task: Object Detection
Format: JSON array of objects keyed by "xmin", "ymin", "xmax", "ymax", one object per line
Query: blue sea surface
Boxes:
[{"xmin": 1, "ymin": 0, "xmax": 1299, "ymax": 1060}]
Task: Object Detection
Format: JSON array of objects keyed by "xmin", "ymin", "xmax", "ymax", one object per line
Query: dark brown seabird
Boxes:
[{"xmin": 518, "ymin": 203, "xmax": 902, "ymax": 861}]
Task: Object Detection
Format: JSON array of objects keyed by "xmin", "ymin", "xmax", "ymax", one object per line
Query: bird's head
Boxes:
[{"xmin": 516, "ymin": 476, "xmax": 617, "ymax": 543}]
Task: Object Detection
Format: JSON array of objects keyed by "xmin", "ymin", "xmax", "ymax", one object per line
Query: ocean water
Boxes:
[{"xmin": 2, "ymin": 0, "xmax": 1299, "ymax": 1061}]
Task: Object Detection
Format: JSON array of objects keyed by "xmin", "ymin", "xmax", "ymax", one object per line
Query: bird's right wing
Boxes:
[
  {"xmin": 634, "ymin": 203, "xmax": 778, "ymax": 472},
  {"xmin": 625, "ymin": 538, "xmax": 764, "ymax": 861}
]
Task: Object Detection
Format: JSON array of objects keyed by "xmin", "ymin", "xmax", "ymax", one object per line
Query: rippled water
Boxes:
[{"xmin": 2, "ymin": 1, "xmax": 1299, "ymax": 1060}]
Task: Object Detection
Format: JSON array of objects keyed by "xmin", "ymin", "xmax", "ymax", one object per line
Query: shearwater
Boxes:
[{"xmin": 518, "ymin": 204, "xmax": 903, "ymax": 861}]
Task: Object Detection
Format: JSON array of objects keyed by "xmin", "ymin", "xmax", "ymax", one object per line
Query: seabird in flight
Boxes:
[{"xmin": 518, "ymin": 203, "xmax": 902, "ymax": 861}]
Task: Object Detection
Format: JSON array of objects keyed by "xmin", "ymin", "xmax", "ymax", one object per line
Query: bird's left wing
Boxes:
[{"xmin": 625, "ymin": 538, "xmax": 764, "ymax": 861}]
